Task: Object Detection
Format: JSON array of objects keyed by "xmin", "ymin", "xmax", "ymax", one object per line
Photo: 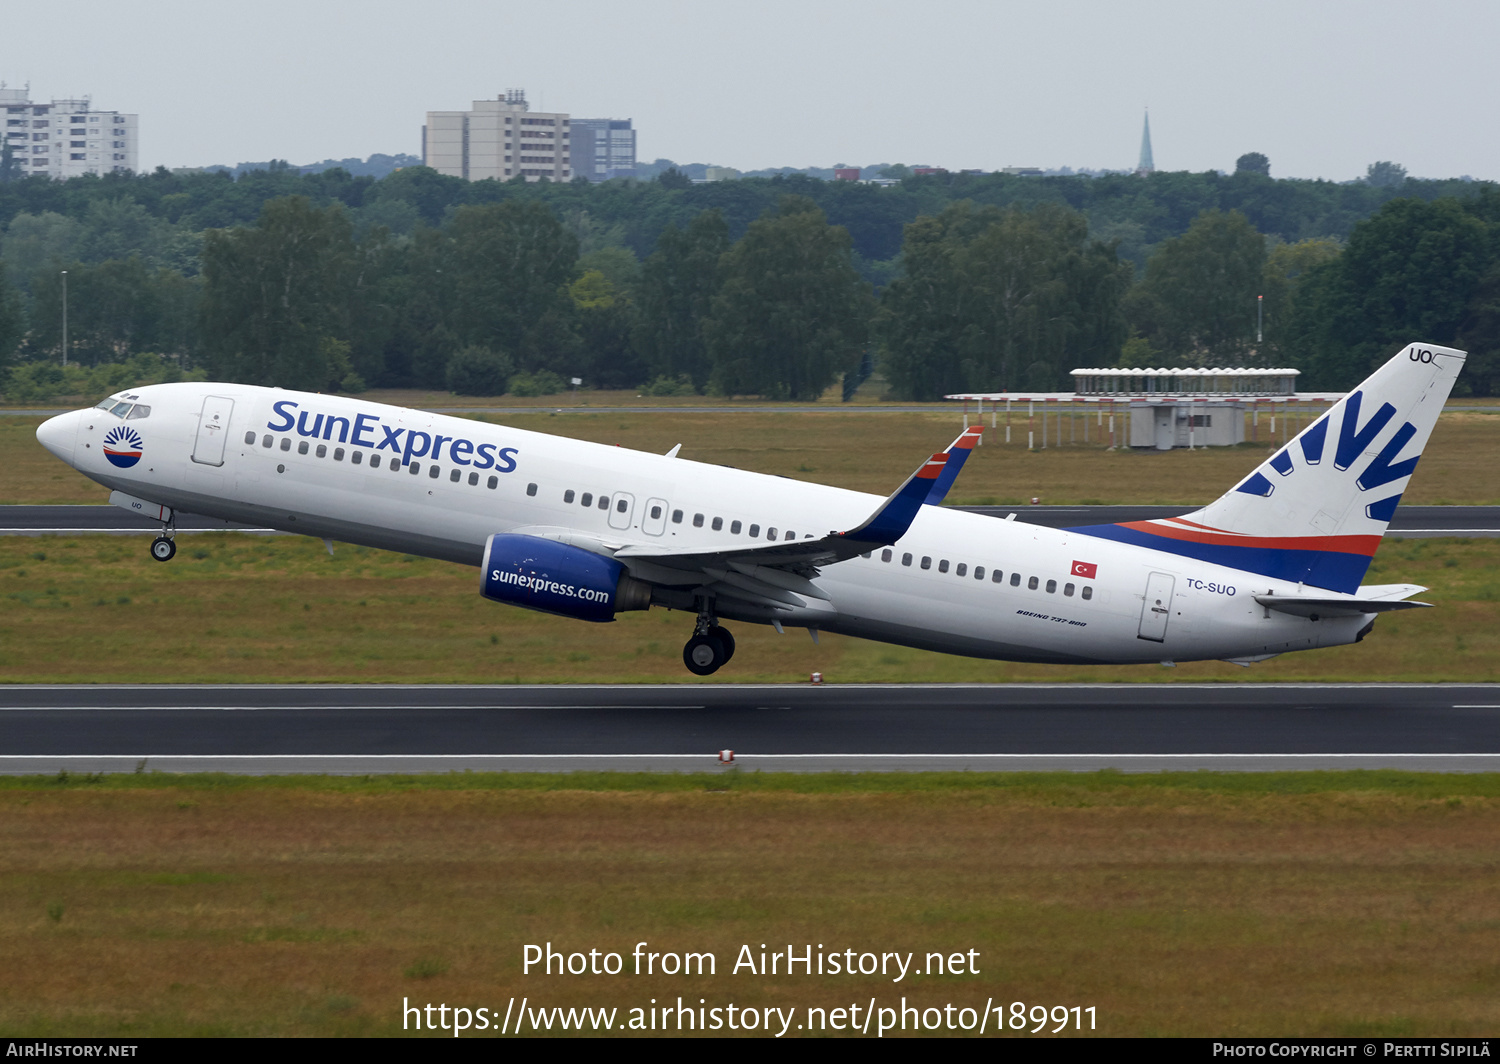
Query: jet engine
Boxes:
[{"xmin": 480, "ymin": 533, "xmax": 651, "ymax": 622}]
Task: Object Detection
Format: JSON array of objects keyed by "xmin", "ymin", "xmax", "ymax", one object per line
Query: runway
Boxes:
[
  {"xmin": 3, "ymin": 504, "xmax": 1498, "ymax": 537},
  {"xmin": 3, "ymin": 684, "xmax": 1497, "ymax": 774}
]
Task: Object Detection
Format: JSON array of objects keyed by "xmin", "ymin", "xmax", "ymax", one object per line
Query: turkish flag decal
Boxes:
[{"xmin": 1071, "ymin": 560, "xmax": 1098, "ymax": 579}]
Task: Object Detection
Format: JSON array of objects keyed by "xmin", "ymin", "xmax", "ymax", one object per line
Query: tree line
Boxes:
[{"xmin": 3, "ymin": 161, "xmax": 1500, "ymax": 400}]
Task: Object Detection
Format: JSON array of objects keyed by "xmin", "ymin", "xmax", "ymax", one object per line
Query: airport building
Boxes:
[
  {"xmin": 947, "ymin": 367, "xmax": 1345, "ymax": 451},
  {"xmin": 569, "ymin": 118, "xmax": 636, "ymax": 181},
  {"xmin": 422, "ymin": 90, "xmax": 570, "ymax": 182},
  {"xmin": 1, "ymin": 87, "xmax": 138, "ymax": 179}
]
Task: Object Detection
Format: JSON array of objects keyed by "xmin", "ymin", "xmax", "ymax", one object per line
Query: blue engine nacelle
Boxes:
[{"xmin": 480, "ymin": 534, "xmax": 651, "ymax": 623}]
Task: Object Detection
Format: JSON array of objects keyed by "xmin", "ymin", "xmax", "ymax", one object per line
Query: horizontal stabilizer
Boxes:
[
  {"xmin": 1255, "ymin": 594, "xmax": 1431, "ymax": 619},
  {"xmin": 925, "ymin": 426, "xmax": 983, "ymax": 505}
]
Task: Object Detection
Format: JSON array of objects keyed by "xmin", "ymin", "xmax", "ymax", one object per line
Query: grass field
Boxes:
[
  {"xmin": 1, "ymin": 771, "xmax": 1496, "ymax": 1037},
  {"xmin": 2, "ymin": 533, "xmax": 1498, "ymax": 683},
  {"xmin": 5, "ymin": 407, "xmax": 1500, "ymax": 506}
]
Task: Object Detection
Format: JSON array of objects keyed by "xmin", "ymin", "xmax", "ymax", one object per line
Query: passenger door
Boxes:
[
  {"xmin": 192, "ymin": 395, "xmax": 235, "ymax": 466},
  {"xmin": 1137, "ymin": 572, "xmax": 1175, "ymax": 642}
]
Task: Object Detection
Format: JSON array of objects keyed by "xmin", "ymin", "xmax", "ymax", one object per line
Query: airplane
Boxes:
[{"xmin": 33, "ymin": 342, "xmax": 1463, "ymax": 676}]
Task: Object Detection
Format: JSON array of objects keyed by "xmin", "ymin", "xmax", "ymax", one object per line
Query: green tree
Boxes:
[
  {"xmin": 879, "ymin": 201, "xmax": 1130, "ymax": 398},
  {"xmin": 446, "ymin": 345, "xmax": 514, "ymax": 395},
  {"xmin": 1235, "ymin": 153, "xmax": 1270, "ymax": 177},
  {"xmin": 1258, "ymin": 237, "xmax": 1341, "ymax": 361},
  {"xmin": 1365, "ymin": 161, "xmax": 1408, "ymax": 188},
  {"xmin": 1134, "ymin": 208, "xmax": 1268, "ymax": 363},
  {"xmin": 448, "ymin": 200, "xmax": 579, "ymax": 375},
  {"xmin": 199, "ymin": 196, "xmax": 357, "ymax": 389},
  {"xmin": 705, "ymin": 197, "xmax": 873, "ymax": 400},
  {"xmin": 0, "ymin": 140, "xmax": 19, "ymax": 184},
  {"xmin": 633, "ymin": 210, "xmax": 730, "ymax": 392},
  {"xmin": 28, "ymin": 259, "xmax": 196, "ymax": 365},
  {"xmin": 1290, "ymin": 197, "xmax": 1489, "ymax": 388},
  {"xmin": 0, "ymin": 265, "xmax": 23, "ymax": 371},
  {"xmin": 1, "ymin": 213, "xmax": 83, "ymax": 290}
]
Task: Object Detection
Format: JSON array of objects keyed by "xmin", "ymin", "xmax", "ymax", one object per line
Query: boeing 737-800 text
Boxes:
[{"xmin": 34, "ymin": 342, "xmax": 1463, "ymax": 675}]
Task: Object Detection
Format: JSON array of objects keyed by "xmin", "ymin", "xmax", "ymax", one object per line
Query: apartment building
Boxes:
[
  {"xmin": 1, "ymin": 87, "xmax": 138, "ymax": 179},
  {"xmin": 569, "ymin": 118, "xmax": 635, "ymax": 181},
  {"xmin": 423, "ymin": 90, "xmax": 569, "ymax": 182}
]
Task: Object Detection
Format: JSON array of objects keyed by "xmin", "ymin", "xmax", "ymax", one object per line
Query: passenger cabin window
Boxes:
[
  {"xmin": 693, "ymin": 513, "xmax": 704, "ymax": 527},
  {"xmin": 527, "ymin": 483, "xmax": 538, "ymax": 496},
  {"xmin": 468, "ymin": 472, "xmax": 478, "ymax": 485},
  {"xmin": 390, "ymin": 460, "xmax": 401, "ymax": 473},
  {"xmin": 449, "ymin": 469, "xmax": 460, "ymax": 482},
  {"xmin": 1064, "ymin": 583, "xmax": 1075, "ymax": 596},
  {"xmin": 352, "ymin": 451, "xmax": 362, "ymax": 465},
  {"xmin": 1081, "ymin": 586, "xmax": 1093, "ymax": 600},
  {"xmin": 881, "ymin": 549, "xmax": 892, "ymax": 562},
  {"xmin": 617, "ymin": 499, "xmax": 627, "ymax": 513},
  {"xmin": 1046, "ymin": 579, "xmax": 1057, "ymax": 593},
  {"xmin": 369, "ymin": 454, "xmax": 380, "ymax": 468},
  {"xmin": 711, "ymin": 517, "xmax": 723, "ymax": 531},
  {"xmin": 990, "ymin": 569, "xmax": 1000, "ymax": 582},
  {"xmin": 1028, "ymin": 576, "xmax": 1039, "ymax": 590},
  {"xmin": 262, "ymin": 435, "xmax": 272, "ymax": 448},
  {"xmin": 581, "ymin": 493, "xmax": 593, "ymax": 507},
  {"xmin": 487, "ymin": 476, "xmax": 499, "ymax": 489},
  {"xmin": 1010, "ymin": 572, "xmax": 1021, "ymax": 587},
  {"xmin": 749, "ymin": 524, "xmax": 760, "ymax": 538},
  {"xmin": 956, "ymin": 563, "xmax": 967, "ymax": 577},
  {"xmin": 767, "ymin": 528, "xmax": 778, "ymax": 540},
  {"xmin": 565, "ymin": 490, "xmax": 576, "ymax": 503},
  {"xmin": 672, "ymin": 509, "xmax": 683, "ymax": 523},
  {"xmin": 316, "ymin": 444, "xmax": 327, "ymax": 458},
  {"xmin": 244, "ymin": 431, "xmax": 256, "ymax": 445},
  {"xmin": 974, "ymin": 566, "xmax": 984, "ymax": 580},
  {"xmin": 730, "ymin": 520, "xmax": 742, "ymax": 534},
  {"xmin": 298, "ymin": 441, "xmax": 309, "ymax": 455},
  {"xmin": 938, "ymin": 560, "xmax": 949, "ymax": 573},
  {"xmin": 430, "ymin": 465, "xmax": 441, "ymax": 479},
  {"xmin": 334, "ymin": 448, "xmax": 344, "ymax": 461},
  {"xmin": 280, "ymin": 438, "xmax": 291, "ymax": 452},
  {"xmin": 902, "ymin": 553, "xmax": 912, "ymax": 566},
  {"xmin": 785, "ymin": 530, "xmax": 795, "ymax": 540},
  {"xmin": 650, "ymin": 505, "xmax": 662, "ymax": 519},
  {"xmin": 598, "ymin": 496, "xmax": 609, "ymax": 510},
  {"xmin": 409, "ymin": 462, "xmax": 420, "ymax": 474}
]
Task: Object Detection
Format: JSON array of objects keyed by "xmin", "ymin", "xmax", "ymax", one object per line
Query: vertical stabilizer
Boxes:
[{"xmin": 1068, "ymin": 343, "xmax": 1466, "ymax": 593}]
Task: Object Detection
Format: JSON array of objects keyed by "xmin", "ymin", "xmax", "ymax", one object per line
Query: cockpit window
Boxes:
[
  {"xmin": 95, "ymin": 398, "xmax": 118, "ymax": 411},
  {"xmin": 109, "ymin": 401, "xmax": 133, "ymax": 418},
  {"xmin": 125, "ymin": 405, "xmax": 150, "ymax": 420}
]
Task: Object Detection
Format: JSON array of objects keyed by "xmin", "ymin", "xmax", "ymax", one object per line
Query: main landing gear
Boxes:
[{"xmin": 682, "ymin": 602, "xmax": 735, "ymax": 676}]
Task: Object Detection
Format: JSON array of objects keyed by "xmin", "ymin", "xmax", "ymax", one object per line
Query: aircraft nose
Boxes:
[{"xmin": 36, "ymin": 410, "xmax": 81, "ymax": 464}]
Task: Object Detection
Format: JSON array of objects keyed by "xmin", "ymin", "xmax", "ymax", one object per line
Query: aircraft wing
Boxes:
[
  {"xmin": 925, "ymin": 426, "xmax": 983, "ymax": 505},
  {"xmin": 610, "ymin": 449, "xmax": 948, "ymax": 597}
]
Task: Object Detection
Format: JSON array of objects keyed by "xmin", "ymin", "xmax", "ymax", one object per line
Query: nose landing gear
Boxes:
[
  {"xmin": 149, "ymin": 511, "xmax": 177, "ymax": 562},
  {"xmin": 682, "ymin": 602, "xmax": 735, "ymax": 676}
]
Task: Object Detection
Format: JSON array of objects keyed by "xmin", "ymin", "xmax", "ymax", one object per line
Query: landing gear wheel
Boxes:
[
  {"xmin": 707, "ymin": 625, "xmax": 735, "ymax": 663},
  {"xmin": 150, "ymin": 536, "xmax": 176, "ymax": 562},
  {"xmin": 683, "ymin": 633, "xmax": 727, "ymax": 676}
]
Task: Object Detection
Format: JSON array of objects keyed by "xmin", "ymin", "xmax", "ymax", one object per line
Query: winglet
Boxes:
[
  {"xmin": 924, "ymin": 426, "xmax": 983, "ymax": 505},
  {"xmin": 838, "ymin": 452, "xmax": 947, "ymax": 546}
]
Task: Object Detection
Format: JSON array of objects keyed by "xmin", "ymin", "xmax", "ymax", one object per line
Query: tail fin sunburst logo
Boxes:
[{"xmin": 102, "ymin": 426, "xmax": 144, "ymax": 468}]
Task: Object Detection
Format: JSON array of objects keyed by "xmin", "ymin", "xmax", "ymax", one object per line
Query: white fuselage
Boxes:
[{"xmin": 39, "ymin": 383, "xmax": 1372, "ymax": 666}]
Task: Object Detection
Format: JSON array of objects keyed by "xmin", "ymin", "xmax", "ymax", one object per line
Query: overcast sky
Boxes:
[{"xmin": 6, "ymin": 0, "xmax": 1496, "ymax": 180}]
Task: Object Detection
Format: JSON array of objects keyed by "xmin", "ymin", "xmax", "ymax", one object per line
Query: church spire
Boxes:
[{"xmin": 1137, "ymin": 110, "xmax": 1155, "ymax": 175}]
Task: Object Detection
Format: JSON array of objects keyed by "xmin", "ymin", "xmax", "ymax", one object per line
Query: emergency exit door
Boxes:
[
  {"xmin": 192, "ymin": 396, "xmax": 235, "ymax": 466},
  {"xmin": 1137, "ymin": 572, "xmax": 1175, "ymax": 642}
]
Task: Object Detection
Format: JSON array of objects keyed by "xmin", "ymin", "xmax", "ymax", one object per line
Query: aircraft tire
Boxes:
[
  {"xmin": 707, "ymin": 625, "xmax": 735, "ymax": 663},
  {"xmin": 683, "ymin": 634, "xmax": 725, "ymax": 676},
  {"xmin": 150, "ymin": 537, "xmax": 177, "ymax": 563}
]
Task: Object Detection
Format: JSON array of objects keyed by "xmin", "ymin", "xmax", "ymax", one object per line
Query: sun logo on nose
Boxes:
[{"xmin": 102, "ymin": 426, "xmax": 144, "ymax": 468}]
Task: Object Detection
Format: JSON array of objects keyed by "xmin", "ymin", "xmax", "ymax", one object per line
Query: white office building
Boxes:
[
  {"xmin": 423, "ymin": 89, "xmax": 569, "ymax": 182},
  {"xmin": 2, "ymin": 87, "xmax": 138, "ymax": 179}
]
